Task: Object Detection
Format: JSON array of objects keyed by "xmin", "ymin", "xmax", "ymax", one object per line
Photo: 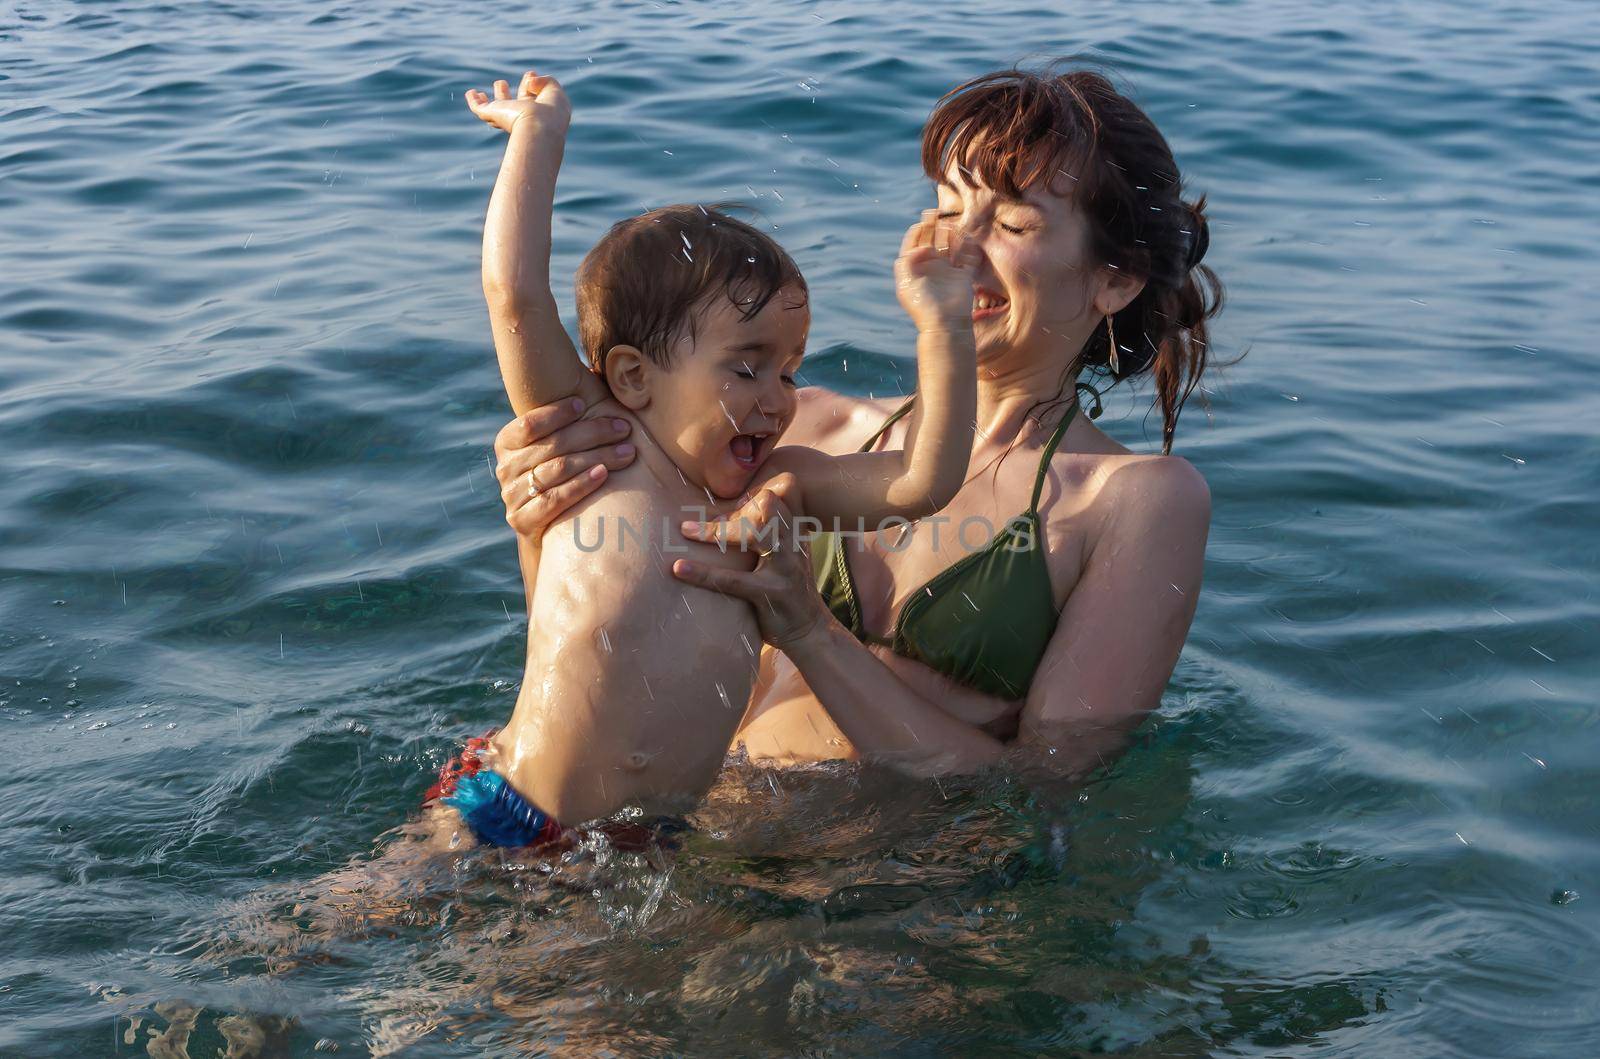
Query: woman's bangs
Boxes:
[{"xmin": 922, "ymin": 76, "xmax": 1097, "ymax": 199}]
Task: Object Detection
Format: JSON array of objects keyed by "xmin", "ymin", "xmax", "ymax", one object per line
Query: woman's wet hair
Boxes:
[
  {"xmin": 577, "ymin": 204, "xmax": 807, "ymax": 374},
  {"xmin": 922, "ymin": 66, "xmax": 1226, "ymax": 453}
]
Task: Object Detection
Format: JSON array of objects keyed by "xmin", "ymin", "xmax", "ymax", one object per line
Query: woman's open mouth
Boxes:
[
  {"xmin": 729, "ymin": 432, "xmax": 773, "ymax": 470},
  {"xmin": 972, "ymin": 287, "xmax": 1009, "ymax": 321}
]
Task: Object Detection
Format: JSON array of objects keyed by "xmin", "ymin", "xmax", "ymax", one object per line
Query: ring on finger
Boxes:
[{"xmin": 526, "ymin": 470, "xmax": 540, "ymax": 497}]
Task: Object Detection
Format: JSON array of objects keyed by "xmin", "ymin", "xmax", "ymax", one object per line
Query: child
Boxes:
[{"xmin": 439, "ymin": 69, "xmax": 979, "ymax": 848}]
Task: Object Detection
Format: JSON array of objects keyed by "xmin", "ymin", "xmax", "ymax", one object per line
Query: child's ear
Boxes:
[{"xmin": 604, "ymin": 344, "xmax": 651, "ymax": 411}]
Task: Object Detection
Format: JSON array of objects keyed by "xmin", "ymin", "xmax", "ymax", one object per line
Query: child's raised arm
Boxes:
[
  {"xmin": 764, "ymin": 211, "xmax": 979, "ymax": 525},
  {"xmin": 466, "ymin": 70, "xmax": 607, "ymax": 415}
]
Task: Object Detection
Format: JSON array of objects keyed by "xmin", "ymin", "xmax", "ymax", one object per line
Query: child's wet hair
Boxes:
[{"xmin": 577, "ymin": 204, "xmax": 807, "ymax": 374}]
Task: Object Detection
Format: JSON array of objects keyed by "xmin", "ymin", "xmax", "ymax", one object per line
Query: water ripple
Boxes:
[{"xmin": 2, "ymin": 0, "xmax": 1599, "ymax": 1054}]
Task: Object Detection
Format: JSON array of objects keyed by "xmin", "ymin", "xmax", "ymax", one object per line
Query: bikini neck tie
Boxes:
[{"xmin": 1075, "ymin": 381, "xmax": 1105, "ymax": 420}]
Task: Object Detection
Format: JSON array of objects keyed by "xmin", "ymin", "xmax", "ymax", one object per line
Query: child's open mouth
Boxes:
[
  {"xmin": 730, "ymin": 432, "xmax": 772, "ymax": 469},
  {"xmin": 972, "ymin": 287, "xmax": 1009, "ymax": 321}
]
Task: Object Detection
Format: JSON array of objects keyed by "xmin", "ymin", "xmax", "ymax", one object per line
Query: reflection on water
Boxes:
[
  {"xmin": 104, "ymin": 708, "xmax": 1384, "ymax": 1055},
  {"xmin": 120, "ymin": 756, "xmax": 1178, "ymax": 1055}
]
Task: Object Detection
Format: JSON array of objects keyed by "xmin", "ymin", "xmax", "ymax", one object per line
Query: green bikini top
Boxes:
[{"xmin": 811, "ymin": 394, "xmax": 1080, "ymax": 700}]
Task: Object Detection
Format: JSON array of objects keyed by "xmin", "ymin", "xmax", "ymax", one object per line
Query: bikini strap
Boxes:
[
  {"xmin": 858, "ymin": 396, "xmax": 918, "ymax": 453},
  {"xmin": 1028, "ymin": 397, "xmax": 1081, "ymax": 513},
  {"xmin": 862, "ymin": 391, "xmax": 1075, "ymax": 511}
]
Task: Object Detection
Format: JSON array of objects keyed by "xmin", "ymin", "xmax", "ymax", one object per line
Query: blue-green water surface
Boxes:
[{"xmin": 3, "ymin": 1, "xmax": 1598, "ymax": 1055}]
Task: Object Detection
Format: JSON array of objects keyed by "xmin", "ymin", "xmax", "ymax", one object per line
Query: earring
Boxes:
[{"xmin": 1105, "ymin": 315, "xmax": 1120, "ymax": 375}]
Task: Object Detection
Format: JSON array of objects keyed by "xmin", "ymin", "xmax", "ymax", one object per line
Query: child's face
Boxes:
[{"xmin": 648, "ymin": 284, "xmax": 809, "ymax": 499}]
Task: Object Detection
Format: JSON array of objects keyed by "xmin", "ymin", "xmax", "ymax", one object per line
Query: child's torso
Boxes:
[{"xmin": 493, "ymin": 406, "xmax": 762, "ymax": 825}]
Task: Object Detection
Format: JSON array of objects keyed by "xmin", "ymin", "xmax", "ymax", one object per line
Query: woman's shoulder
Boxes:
[
  {"xmin": 789, "ymin": 387, "xmax": 906, "ymax": 454},
  {"xmin": 1042, "ymin": 435, "xmax": 1209, "ymax": 533},
  {"xmin": 1086, "ymin": 451, "xmax": 1211, "ymax": 537},
  {"xmin": 1031, "ymin": 449, "xmax": 1209, "ymax": 600}
]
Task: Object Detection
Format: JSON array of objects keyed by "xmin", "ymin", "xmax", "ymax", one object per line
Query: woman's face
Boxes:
[{"xmin": 935, "ymin": 161, "xmax": 1106, "ymax": 367}]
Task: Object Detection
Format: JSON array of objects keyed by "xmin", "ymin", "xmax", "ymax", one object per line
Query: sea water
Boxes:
[{"xmin": 2, "ymin": 0, "xmax": 1597, "ymax": 1054}]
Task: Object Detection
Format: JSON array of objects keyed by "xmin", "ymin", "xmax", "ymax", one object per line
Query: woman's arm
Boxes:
[
  {"xmin": 1015, "ymin": 457, "xmax": 1210, "ymax": 772},
  {"xmin": 491, "ymin": 399, "xmax": 636, "ymax": 614},
  {"xmin": 492, "ymin": 386, "xmax": 880, "ymax": 543},
  {"xmin": 676, "ymin": 456, "xmax": 1211, "ymax": 778},
  {"xmin": 488, "ymin": 386, "xmax": 881, "ymax": 617},
  {"xmin": 779, "ymin": 617, "xmax": 1009, "ymax": 775},
  {"xmin": 674, "ymin": 485, "xmax": 1009, "ymax": 777}
]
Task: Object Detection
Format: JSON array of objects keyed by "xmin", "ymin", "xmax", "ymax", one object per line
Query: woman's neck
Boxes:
[{"xmin": 973, "ymin": 346, "xmax": 1082, "ymax": 443}]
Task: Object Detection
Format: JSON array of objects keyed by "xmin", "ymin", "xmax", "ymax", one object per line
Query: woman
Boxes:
[{"xmin": 491, "ymin": 67, "xmax": 1223, "ymax": 778}]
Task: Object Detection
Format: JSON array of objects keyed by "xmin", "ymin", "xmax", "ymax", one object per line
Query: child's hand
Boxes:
[
  {"xmin": 894, "ymin": 209, "xmax": 982, "ymax": 335},
  {"xmin": 465, "ymin": 69, "xmax": 571, "ymax": 138}
]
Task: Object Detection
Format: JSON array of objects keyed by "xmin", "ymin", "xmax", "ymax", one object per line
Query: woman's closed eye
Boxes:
[
  {"xmin": 938, "ymin": 209, "xmax": 1030, "ymax": 235},
  {"xmin": 733, "ymin": 365, "xmax": 757, "ymax": 380}
]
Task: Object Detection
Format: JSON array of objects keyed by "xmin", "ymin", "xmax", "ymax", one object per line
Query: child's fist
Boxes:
[
  {"xmin": 465, "ymin": 69, "xmax": 571, "ymax": 137},
  {"xmin": 894, "ymin": 209, "xmax": 982, "ymax": 334}
]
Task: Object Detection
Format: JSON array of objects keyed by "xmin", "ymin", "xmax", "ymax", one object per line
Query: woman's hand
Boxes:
[
  {"xmin": 465, "ymin": 69, "xmax": 571, "ymax": 138},
  {"xmin": 494, "ymin": 398, "xmax": 636, "ymax": 537},
  {"xmin": 895, "ymin": 209, "xmax": 981, "ymax": 334},
  {"xmin": 672, "ymin": 474, "xmax": 832, "ymax": 649}
]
